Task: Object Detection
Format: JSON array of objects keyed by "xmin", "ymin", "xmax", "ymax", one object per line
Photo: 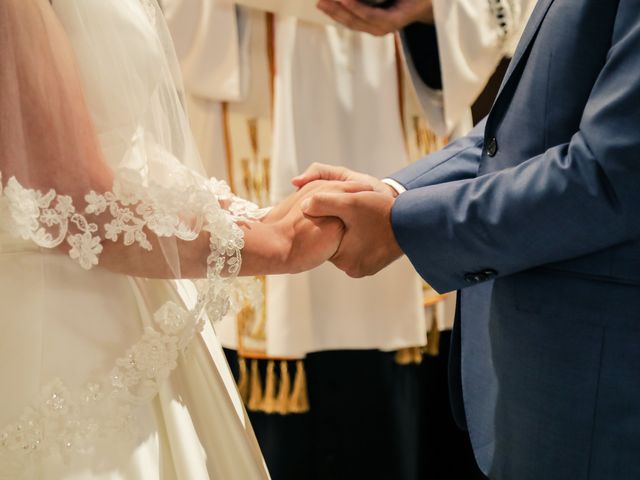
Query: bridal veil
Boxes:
[{"xmin": 0, "ymin": 0, "xmax": 268, "ymax": 477}]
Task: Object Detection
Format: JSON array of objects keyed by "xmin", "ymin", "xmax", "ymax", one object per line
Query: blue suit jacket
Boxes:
[{"xmin": 390, "ymin": 1, "xmax": 640, "ymax": 478}]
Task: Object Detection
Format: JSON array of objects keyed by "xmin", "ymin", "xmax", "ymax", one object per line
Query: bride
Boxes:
[{"xmin": 0, "ymin": 0, "xmax": 368, "ymax": 478}]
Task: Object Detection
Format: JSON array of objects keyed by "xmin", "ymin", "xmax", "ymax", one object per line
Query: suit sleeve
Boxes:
[
  {"xmin": 388, "ymin": 117, "xmax": 486, "ymax": 190},
  {"xmin": 390, "ymin": 4, "xmax": 640, "ymax": 293}
]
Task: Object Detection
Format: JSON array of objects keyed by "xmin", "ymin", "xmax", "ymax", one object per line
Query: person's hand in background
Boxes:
[
  {"xmin": 292, "ymin": 163, "xmax": 397, "ymax": 198},
  {"xmin": 316, "ymin": 0, "xmax": 434, "ymax": 36}
]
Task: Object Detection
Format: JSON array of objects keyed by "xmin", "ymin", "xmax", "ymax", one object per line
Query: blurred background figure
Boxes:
[{"xmin": 162, "ymin": 0, "xmax": 533, "ymax": 478}]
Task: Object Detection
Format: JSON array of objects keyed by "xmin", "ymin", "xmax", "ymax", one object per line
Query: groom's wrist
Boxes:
[
  {"xmin": 382, "ymin": 178, "xmax": 405, "ymax": 197},
  {"xmin": 270, "ymin": 221, "xmax": 293, "ymax": 274}
]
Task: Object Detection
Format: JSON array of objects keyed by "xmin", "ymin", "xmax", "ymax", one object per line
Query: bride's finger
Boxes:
[
  {"xmin": 322, "ymin": 180, "xmax": 375, "ymax": 193},
  {"xmin": 291, "ymin": 163, "xmax": 351, "ymax": 188}
]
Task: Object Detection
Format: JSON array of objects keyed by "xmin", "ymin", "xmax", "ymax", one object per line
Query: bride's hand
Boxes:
[
  {"xmin": 268, "ymin": 180, "xmax": 374, "ymax": 274},
  {"xmin": 239, "ymin": 180, "xmax": 373, "ymax": 276},
  {"xmin": 275, "ymin": 206, "xmax": 345, "ymax": 274},
  {"xmin": 263, "ymin": 179, "xmax": 374, "ymax": 223}
]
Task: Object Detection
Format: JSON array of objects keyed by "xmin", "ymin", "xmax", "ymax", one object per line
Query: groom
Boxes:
[{"xmin": 293, "ymin": 0, "xmax": 640, "ymax": 478}]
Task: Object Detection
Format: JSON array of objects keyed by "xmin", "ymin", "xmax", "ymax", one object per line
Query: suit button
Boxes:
[
  {"xmin": 486, "ymin": 137, "xmax": 498, "ymax": 157},
  {"xmin": 464, "ymin": 269, "xmax": 498, "ymax": 284},
  {"xmin": 464, "ymin": 273, "xmax": 483, "ymax": 284},
  {"xmin": 481, "ymin": 269, "xmax": 498, "ymax": 279}
]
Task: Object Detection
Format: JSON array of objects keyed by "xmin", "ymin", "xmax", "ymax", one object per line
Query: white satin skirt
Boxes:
[{"xmin": 0, "ymin": 238, "xmax": 268, "ymax": 479}]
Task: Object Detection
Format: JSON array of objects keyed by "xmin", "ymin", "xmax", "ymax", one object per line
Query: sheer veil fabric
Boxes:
[{"xmin": 0, "ymin": 0, "xmax": 269, "ymax": 477}]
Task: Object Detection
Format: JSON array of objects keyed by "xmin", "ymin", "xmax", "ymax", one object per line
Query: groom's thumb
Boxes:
[{"xmin": 302, "ymin": 192, "xmax": 350, "ymax": 219}]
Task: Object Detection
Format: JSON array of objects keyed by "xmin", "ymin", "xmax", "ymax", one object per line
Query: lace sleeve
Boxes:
[
  {"xmin": 0, "ymin": 0, "xmax": 278, "ymax": 338},
  {"xmin": 0, "ymin": 1, "xmax": 274, "ymax": 471}
]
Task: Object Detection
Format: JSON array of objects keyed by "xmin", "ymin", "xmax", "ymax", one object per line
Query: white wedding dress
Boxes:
[{"xmin": 0, "ymin": 0, "xmax": 269, "ymax": 478}]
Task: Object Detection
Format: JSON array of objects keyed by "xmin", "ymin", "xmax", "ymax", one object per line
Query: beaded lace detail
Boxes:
[
  {"xmin": 0, "ymin": 166, "xmax": 266, "ymax": 474},
  {"xmin": 0, "ymin": 0, "xmax": 268, "ymax": 474},
  {"xmin": 0, "ymin": 302, "xmax": 201, "ymax": 475},
  {"xmin": 0, "ymin": 303, "xmax": 194, "ymax": 458},
  {"xmin": 0, "ymin": 167, "xmax": 265, "ymax": 273}
]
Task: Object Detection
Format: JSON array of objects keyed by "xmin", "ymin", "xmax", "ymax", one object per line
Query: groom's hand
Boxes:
[
  {"xmin": 270, "ymin": 180, "xmax": 376, "ymax": 273},
  {"xmin": 292, "ymin": 163, "xmax": 397, "ymax": 197},
  {"xmin": 265, "ymin": 178, "xmax": 375, "ymax": 223},
  {"xmin": 303, "ymin": 190, "xmax": 403, "ymax": 277}
]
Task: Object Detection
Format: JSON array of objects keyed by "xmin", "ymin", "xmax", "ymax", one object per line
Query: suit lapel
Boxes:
[{"xmin": 497, "ymin": 0, "xmax": 557, "ymax": 97}]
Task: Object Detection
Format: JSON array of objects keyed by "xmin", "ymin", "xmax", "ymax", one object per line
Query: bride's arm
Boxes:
[
  {"xmin": 101, "ymin": 204, "xmax": 344, "ymax": 278},
  {"xmin": 0, "ymin": 0, "xmax": 346, "ymax": 279}
]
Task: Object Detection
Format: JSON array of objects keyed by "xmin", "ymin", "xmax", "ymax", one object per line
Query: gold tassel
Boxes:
[
  {"xmin": 412, "ymin": 347, "xmax": 424, "ymax": 364},
  {"xmin": 240, "ymin": 158, "xmax": 253, "ymax": 201},
  {"xmin": 288, "ymin": 360, "xmax": 310, "ymax": 413},
  {"xmin": 425, "ymin": 315, "xmax": 441, "ymax": 358},
  {"xmin": 236, "ymin": 305, "xmax": 256, "ymax": 346},
  {"xmin": 247, "ymin": 359, "xmax": 263, "ymax": 411},
  {"xmin": 275, "ymin": 360, "xmax": 291, "ymax": 415},
  {"xmin": 260, "ymin": 360, "xmax": 277, "ymax": 413},
  {"xmin": 247, "ymin": 118, "xmax": 259, "ymax": 157},
  {"xmin": 237, "ymin": 357, "xmax": 250, "ymax": 404},
  {"xmin": 262, "ymin": 157, "xmax": 271, "ymax": 198},
  {"xmin": 395, "ymin": 347, "xmax": 423, "ymax": 365},
  {"xmin": 395, "ymin": 347, "xmax": 412, "ymax": 365},
  {"xmin": 413, "ymin": 116, "xmax": 425, "ymax": 154}
]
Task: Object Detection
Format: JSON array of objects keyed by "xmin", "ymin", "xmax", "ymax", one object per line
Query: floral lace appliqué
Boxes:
[
  {"xmin": 0, "ymin": 162, "xmax": 262, "ymax": 474},
  {"xmin": 0, "ymin": 169, "xmax": 252, "ymax": 274},
  {"xmin": 1, "ymin": 175, "xmax": 103, "ymax": 269},
  {"xmin": 0, "ymin": 301, "xmax": 201, "ymax": 476}
]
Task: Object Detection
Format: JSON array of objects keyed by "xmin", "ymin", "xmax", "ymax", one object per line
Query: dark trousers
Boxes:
[{"xmin": 225, "ymin": 331, "xmax": 486, "ymax": 480}]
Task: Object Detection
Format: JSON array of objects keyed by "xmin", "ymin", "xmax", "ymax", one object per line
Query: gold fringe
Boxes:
[
  {"xmin": 260, "ymin": 360, "xmax": 277, "ymax": 413},
  {"xmin": 236, "ymin": 305, "xmax": 255, "ymax": 345},
  {"xmin": 240, "ymin": 158, "xmax": 252, "ymax": 201},
  {"xmin": 425, "ymin": 314, "xmax": 441, "ymax": 358},
  {"xmin": 395, "ymin": 348, "xmax": 411, "ymax": 365},
  {"xmin": 239, "ymin": 358, "xmax": 309, "ymax": 415},
  {"xmin": 247, "ymin": 359, "xmax": 263, "ymax": 411},
  {"xmin": 237, "ymin": 357, "xmax": 250, "ymax": 404},
  {"xmin": 275, "ymin": 360, "xmax": 292, "ymax": 415},
  {"xmin": 412, "ymin": 347, "xmax": 424, "ymax": 364},
  {"xmin": 247, "ymin": 118, "xmax": 259, "ymax": 157},
  {"xmin": 288, "ymin": 360, "xmax": 310, "ymax": 413},
  {"xmin": 262, "ymin": 157, "xmax": 271, "ymax": 198},
  {"xmin": 394, "ymin": 347, "xmax": 423, "ymax": 365}
]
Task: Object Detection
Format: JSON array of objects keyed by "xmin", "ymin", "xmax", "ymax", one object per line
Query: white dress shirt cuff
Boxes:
[{"xmin": 382, "ymin": 178, "xmax": 407, "ymax": 195}]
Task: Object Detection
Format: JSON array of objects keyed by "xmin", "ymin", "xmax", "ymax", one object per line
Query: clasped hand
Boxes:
[
  {"xmin": 316, "ymin": 0, "xmax": 434, "ymax": 37},
  {"xmin": 263, "ymin": 164, "xmax": 403, "ymax": 278}
]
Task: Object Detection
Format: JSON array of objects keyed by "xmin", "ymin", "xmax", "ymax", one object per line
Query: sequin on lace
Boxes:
[
  {"xmin": 0, "ymin": 169, "xmax": 266, "ymax": 273},
  {"xmin": 0, "ymin": 168, "xmax": 267, "ymax": 474},
  {"xmin": 0, "ymin": 302, "xmax": 199, "ymax": 472}
]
